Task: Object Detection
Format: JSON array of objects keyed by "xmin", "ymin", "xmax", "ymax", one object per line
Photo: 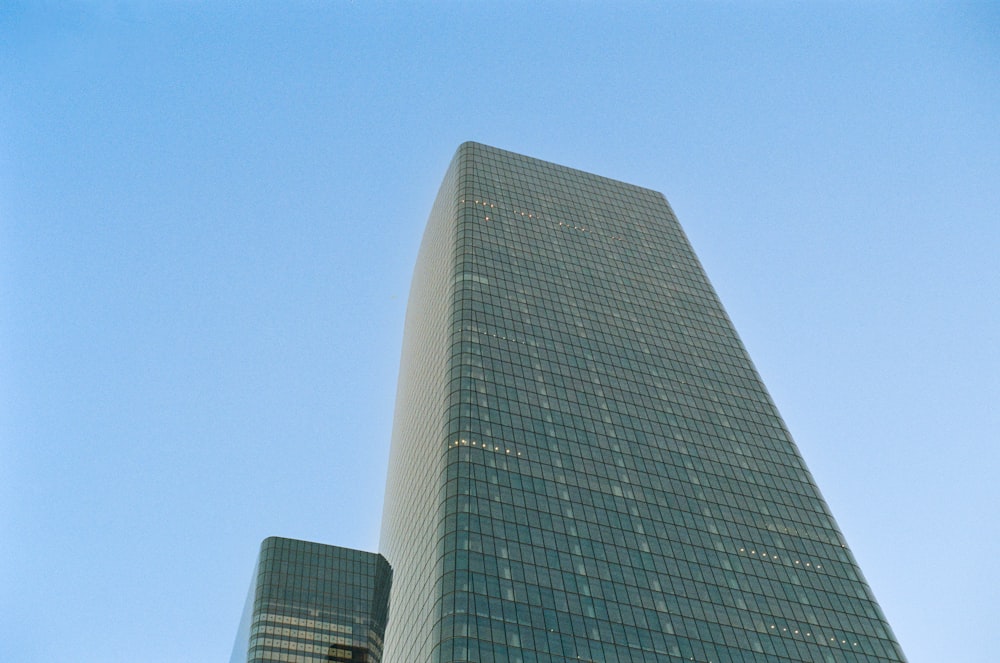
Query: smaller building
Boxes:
[{"xmin": 231, "ymin": 537, "xmax": 392, "ymax": 663}]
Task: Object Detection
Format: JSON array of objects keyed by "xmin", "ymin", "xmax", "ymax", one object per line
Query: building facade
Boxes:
[
  {"xmin": 231, "ymin": 537, "xmax": 391, "ymax": 663},
  {"xmin": 379, "ymin": 142, "xmax": 906, "ymax": 663}
]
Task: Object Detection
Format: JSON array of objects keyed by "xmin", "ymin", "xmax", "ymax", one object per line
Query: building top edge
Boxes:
[
  {"xmin": 455, "ymin": 141, "xmax": 668, "ymax": 201},
  {"xmin": 259, "ymin": 536, "xmax": 388, "ymax": 563}
]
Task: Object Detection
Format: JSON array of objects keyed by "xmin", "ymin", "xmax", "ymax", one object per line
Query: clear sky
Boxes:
[{"xmin": 1, "ymin": 2, "xmax": 997, "ymax": 662}]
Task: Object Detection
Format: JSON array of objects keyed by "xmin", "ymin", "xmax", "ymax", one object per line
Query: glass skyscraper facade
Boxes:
[
  {"xmin": 379, "ymin": 142, "xmax": 906, "ymax": 663},
  {"xmin": 231, "ymin": 537, "xmax": 391, "ymax": 663}
]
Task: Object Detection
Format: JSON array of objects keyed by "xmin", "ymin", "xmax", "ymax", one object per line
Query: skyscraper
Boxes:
[
  {"xmin": 379, "ymin": 142, "xmax": 906, "ymax": 663},
  {"xmin": 231, "ymin": 538, "xmax": 391, "ymax": 663}
]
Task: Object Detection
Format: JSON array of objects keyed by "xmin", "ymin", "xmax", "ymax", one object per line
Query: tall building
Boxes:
[
  {"xmin": 379, "ymin": 142, "xmax": 906, "ymax": 663},
  {"xmin": 231, "ymin": 537, "xmax": 391, "ymax": 663}
]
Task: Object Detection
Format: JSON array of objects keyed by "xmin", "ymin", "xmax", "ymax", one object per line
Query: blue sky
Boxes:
[{"xmin": 2, "ymin": 3, "xmax": 997, "ymax": 662}]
